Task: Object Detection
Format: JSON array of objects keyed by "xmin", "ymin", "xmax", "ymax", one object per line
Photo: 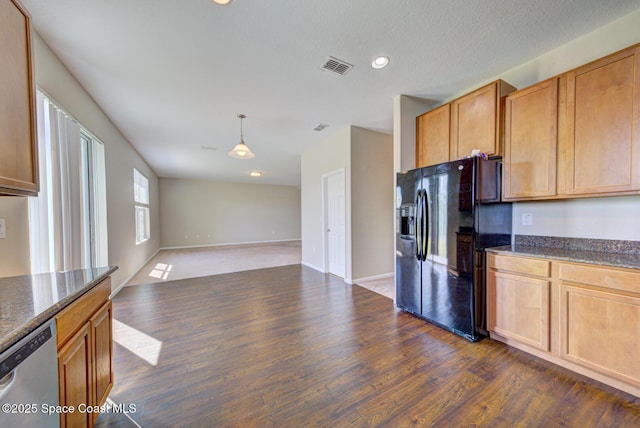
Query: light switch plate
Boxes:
[
  {"xmin": 0, "ymin": 219, "xmax": 5, "ymax": 238},
  {"xmin": 521, "ymin": 213, "xmax": 533, "ymax": 226}
]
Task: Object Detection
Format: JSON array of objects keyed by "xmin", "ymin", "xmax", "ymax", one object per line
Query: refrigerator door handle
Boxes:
[
  {"xmin": 421, "ymin": 189, "xmax": 428, "ymax": 262},
  {"xmin": 415, "ymin": 191, "xmax": 422, "ymax": 261},
  {"xmin": 424, "ymin": 189, "xmax": 429, "ymax": 261}
]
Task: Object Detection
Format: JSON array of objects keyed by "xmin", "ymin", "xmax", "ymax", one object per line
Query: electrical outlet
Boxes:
[
  {"xmin": 521, "ymin": 213, "xmax": 533, "ymax": 226},
  {"xmin": 0, "ymin": 219, "xmax": 5, "ymax": 238}
]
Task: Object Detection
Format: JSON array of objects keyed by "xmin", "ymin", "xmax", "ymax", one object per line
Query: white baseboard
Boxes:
[
  {"xmin": 160, "ymin": 238, "xmax": 301, "ymax": 251},
  {"xmin": 110, "ymin": 247, "xmax": 161, "ymax": 298},
  {"xmin": 301, "ymin": 260, "xmax": 324, "ymax": 273},
  {"xmin": 354, "ymin": 272, "xmax": 394, "ymax": 284}
]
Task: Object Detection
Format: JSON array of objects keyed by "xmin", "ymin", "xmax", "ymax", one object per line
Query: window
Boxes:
[
  {"xmin": 134, "ymin": 168, "xmax": 150, "ymax": 244},
  {"xmin": 29, "ymin": 91, "xmax": 109, "ymax": 273}
]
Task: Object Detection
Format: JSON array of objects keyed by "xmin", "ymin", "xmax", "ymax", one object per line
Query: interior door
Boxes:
[{"xmin": 325, "ymin": 170, "xmax": 346, "ymax": 278}]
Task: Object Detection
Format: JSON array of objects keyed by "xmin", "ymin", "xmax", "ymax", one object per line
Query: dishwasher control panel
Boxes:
[{"xmin": 1, "ymin": 324, "xmax": 53, "ymax": 380}]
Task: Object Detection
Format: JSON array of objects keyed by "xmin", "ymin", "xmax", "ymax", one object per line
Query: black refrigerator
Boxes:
[{"xmin": 396, "ymin": 157, "xmax": 512, "ymax": 341}]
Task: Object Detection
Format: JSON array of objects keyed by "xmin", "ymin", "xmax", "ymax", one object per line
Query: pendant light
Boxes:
[{"xmin": 228, "ymin": 114, "xmax": 255, "ymax": 159}]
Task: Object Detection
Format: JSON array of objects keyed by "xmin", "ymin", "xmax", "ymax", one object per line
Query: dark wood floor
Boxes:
[{"xmin": 96, "ymin": 265, "xmax": 640, "ymax": 427}]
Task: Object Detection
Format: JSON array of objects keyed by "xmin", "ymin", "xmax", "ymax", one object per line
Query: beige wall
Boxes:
[
  {"xmin": 33, "ymin": 34, "xmax": 161, "ymax": 289},
  {"xmin": 301, "ymin": 127, "xmax": 350, "ymax": 274},
  {"xmin": 350, "ymin": 127, "xmax": 394, "ymax": 281},
  {"xmin": 393, "ymin": 95, "xmax": 432, "ymax": 174},
  {"xmin": 159, "ymin": 178, "xmax": 300, "ymax": 248},
  {"xmin": 300, "ymin": 126, "xmax": 393, "ymax": 283},
  {"xmin": 0, "ymin": 197, "xmax": 31, "ymax": 277}
]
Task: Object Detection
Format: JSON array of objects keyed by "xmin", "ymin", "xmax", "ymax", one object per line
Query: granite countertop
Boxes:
[
  {"xmin": 487, "ymin": 235, "xmax": 640, "ymax": 271},
  {"xmin": 0, "ymin": 266, "xmax": 118, "ymax": 354}
]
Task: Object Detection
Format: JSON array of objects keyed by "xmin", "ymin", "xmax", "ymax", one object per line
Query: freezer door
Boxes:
[
  {"xmin": 395, "ymin": 169, "xmax": 422, "ymax": 315},
  {"xmin": 420, "ymin": 159, "xmax": 478, "ymax": 340}
]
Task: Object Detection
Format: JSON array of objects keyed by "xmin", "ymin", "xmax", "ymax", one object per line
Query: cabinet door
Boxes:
[
  {"xmin": 451, "ymin": 83, "xmax": 497, "ymax": 159},
  {"xmin": 58, "ymin": 323, "xmax": 93, "ymax": 428},
  {"xmin": 416, "ymin": 104, "xmax": 450, "ymax": 168},
  {"xmin": 0, "ymin": 0, "xmax": 38, "ymax": 195},
  {"xmin": 566, "ymin": 45, "xmax": 640, "ymax": 195},
  {"xmin": 503, "ymin": 79, "xmax": 558, "ymax": 199},
  {"xmin": 559, "ymin": 283, "xmax": 640, "ymax": 387},
  {"xmin": 91, "ymin": 300, "xmax": 113, "ymax": 413},
  {"xmin": 488, "ymin": 270, "xmax": 550, "ymax": 351}
]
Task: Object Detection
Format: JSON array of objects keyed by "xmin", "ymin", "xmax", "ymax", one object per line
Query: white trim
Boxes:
[
  {"xmin": 353, "ymin": 272, "xmax": 394, "ymax": 284},
  {"xmin": 110, "ymin": 247, "xmax": 161, "ymax": 297},
  {"xmin": 301, "ymin": 260, "xmax": 324, "ymax": 273},
  {"xmin": 159, "ymin": 238, "xmax": 301, "ymax": 251}
]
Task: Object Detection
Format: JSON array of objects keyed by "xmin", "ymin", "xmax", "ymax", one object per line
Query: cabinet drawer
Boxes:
[
  {"xmin": 56, "ymin": 278, "xmax": 111, "ymax": 347},
  {"xmin": 559, "ymin": 263, "xmax": 640, "ymax": 294},
  {"xmin": 490, "ymin": 254, "xmax": 551, "ymax": 277}
]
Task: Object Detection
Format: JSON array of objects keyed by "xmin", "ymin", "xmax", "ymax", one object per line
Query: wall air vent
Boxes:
[{"xmin": 320, "ymin": 56, "xmax": 353, "ymax": 76}]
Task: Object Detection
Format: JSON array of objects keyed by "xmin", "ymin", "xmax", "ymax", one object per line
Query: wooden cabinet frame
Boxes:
[
  {"xmin": 488, "ymin": 253, "xmax": 640, "ymax": 397},
  {"xmin": 414, "ymin": 79, "xmax": 515, "ymax": 168},
  {"xmin": 502, "ymin": 42, "xmax": 640, "ymax": 201}
]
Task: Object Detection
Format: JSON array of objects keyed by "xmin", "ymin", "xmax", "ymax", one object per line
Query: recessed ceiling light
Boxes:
[
  {"xmin": 249, "ymin": 171, "xmax": 262, "ymax": 177},
  {"xmin": 212, "ymin": 0, "xmax": 232, "ymax": 4},
  {"xmin": 372, "ymin": 56, "xmax": 390, "ymax": 69}
]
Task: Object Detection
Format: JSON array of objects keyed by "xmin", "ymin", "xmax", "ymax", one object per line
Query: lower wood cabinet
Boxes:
[
  {"xmin": 488, "ymin": 253, "xmax": 640, "ymax": 397},
  {"xmin": 56, "ymin": 278, "xmax": 113, "ymax": 428},
  {"xmin": 489, "ymin": 270, "xmax": 550, "ymax": 351},
  {"xmin": 558, "ymin": 263, "xmax": 640, "ymax": 388},
  {"xmin": 58, "ymin": 324, "xmax": 92, "ymax": 428}
]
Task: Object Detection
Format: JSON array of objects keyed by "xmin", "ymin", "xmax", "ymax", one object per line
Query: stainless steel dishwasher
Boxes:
[{"xmin": 0, "ymin": 320, "xmax": 60, "ymax": 427}]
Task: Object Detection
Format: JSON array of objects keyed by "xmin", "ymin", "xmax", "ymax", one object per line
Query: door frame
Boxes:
[{"xmin": 322, "ymin": 168, "xmax": 346, "ymax": 279}]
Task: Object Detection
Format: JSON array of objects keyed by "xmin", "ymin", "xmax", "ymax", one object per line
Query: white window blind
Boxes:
[
  {"xmin": 29, "ymin": 91, "xmax": 109, "ymax": 274},
  {"xmin": 134, "ymin": 168, "xmax": 150, "ymax": 243},
  {"xmin": 134, "ymin": 169, "xmax": 149, "ymax": 204}
]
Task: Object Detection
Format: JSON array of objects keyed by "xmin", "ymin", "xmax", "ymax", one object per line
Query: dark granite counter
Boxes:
[
  {"xmin": 487, "ymin": 235, "xmax": 640, "ymax": 270},
  {"xmin": 0, "ymin": 266, "xmax": 117, "ymax": 354}
]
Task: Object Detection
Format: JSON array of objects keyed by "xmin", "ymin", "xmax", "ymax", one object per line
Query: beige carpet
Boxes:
[
  {"xmin": 127, "ymin": 240, "xmax": 395, "ymax": 300},
  {"xmin": 127, "ymin": 241, "xmax": 302, "ymax": 286}
]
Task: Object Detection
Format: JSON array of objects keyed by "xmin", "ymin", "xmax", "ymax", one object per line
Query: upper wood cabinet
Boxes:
[
  {"xmin": 565, "ymin": 45, "xmax": 640, "ymax": 195},
  {"xmin": 415, "ymin": 79, "xmax": 515, "ymax": 168},
  {"xmin": 416, "ymin": 104, "xmax": 450, "ymax": 168},
  {"xmin": 450, "ymin": 80, "xmax": 516, "ymax": 160},
  {"xmin": 0, "ymin": 0, "xmax": 38, "ymax": 196},
  {"xmin": 503, "ymin": 78, "xmax": 559, "ymax": 200}
]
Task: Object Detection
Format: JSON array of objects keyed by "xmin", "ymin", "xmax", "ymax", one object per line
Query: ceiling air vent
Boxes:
[
  {"xmin": 320, "ymin": 56, "xmax": 353, "ymax": 76},
  {"xmin": 313, "ymin": 124, "xmax": 328, "ymax": 131}
]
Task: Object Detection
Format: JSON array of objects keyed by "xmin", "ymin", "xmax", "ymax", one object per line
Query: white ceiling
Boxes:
[{"xmin": 22, "ymin": 0, "xmax": 640, "ymax": 186}]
